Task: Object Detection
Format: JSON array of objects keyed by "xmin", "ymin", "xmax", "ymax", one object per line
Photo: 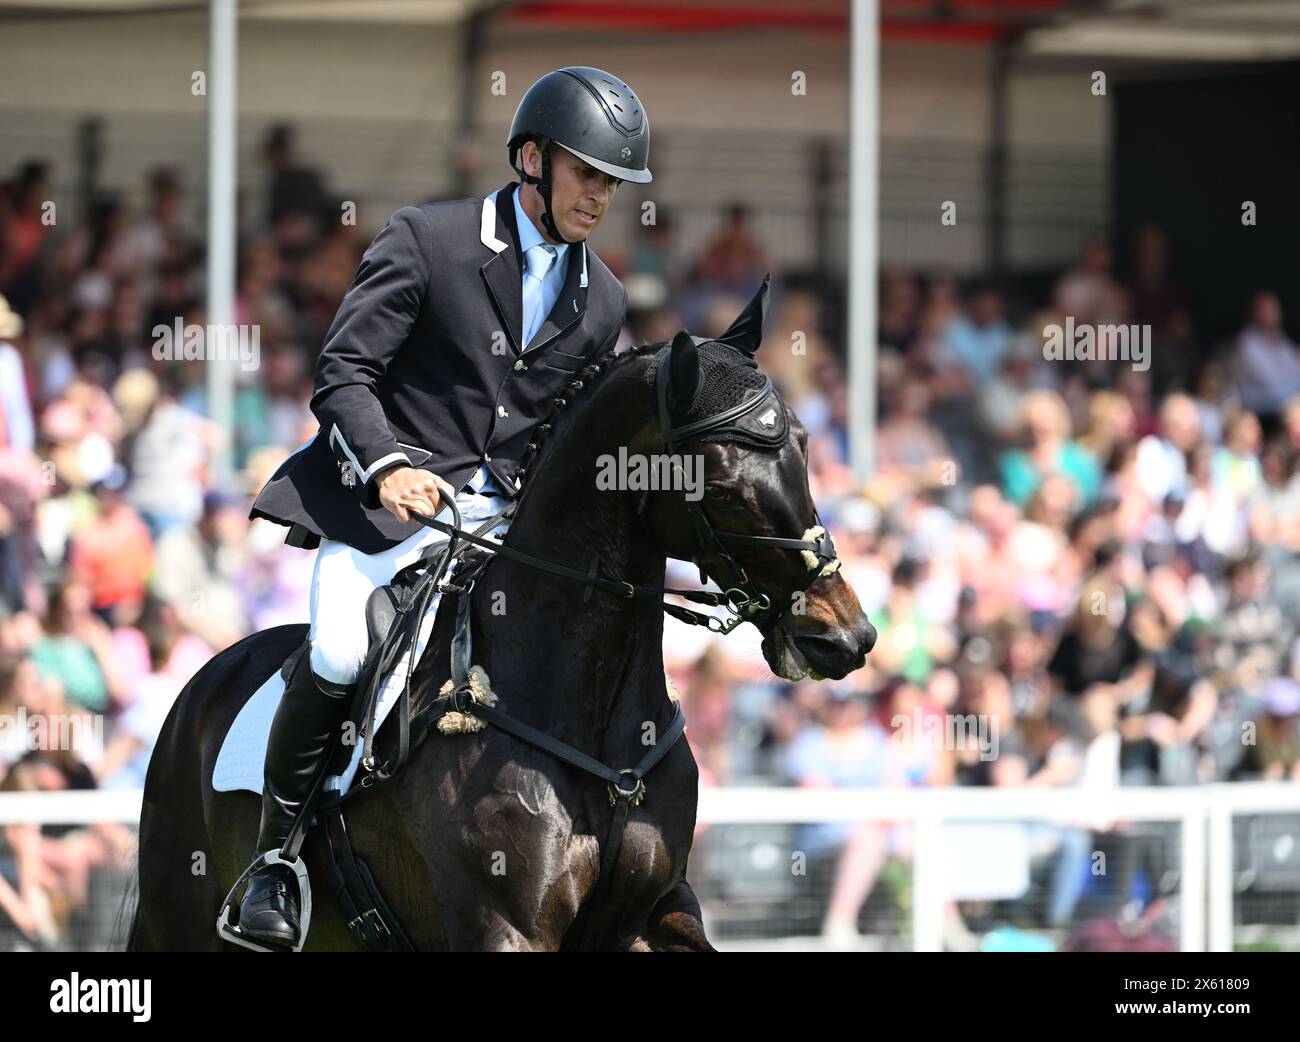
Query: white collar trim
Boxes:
[
  {"xmin": 481, "ymin": 187, "xmax": 589, "ymax": 288},
  {"xmin": 480, "ymin": 194, "xmax": 507, "ymax": 253}
]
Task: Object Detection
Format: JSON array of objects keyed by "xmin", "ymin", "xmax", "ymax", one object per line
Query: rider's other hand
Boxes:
[{"xmin": 378, "ymin": 466, "xmax": 452, "ymax": 524}]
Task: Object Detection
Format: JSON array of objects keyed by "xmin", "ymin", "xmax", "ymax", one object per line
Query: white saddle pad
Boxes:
[{"xmin": 212, "ymin": 586, "xmax": 447, "ymax": 797}]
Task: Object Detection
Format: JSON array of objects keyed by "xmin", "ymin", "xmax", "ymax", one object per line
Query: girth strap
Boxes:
[{"xmin": 317, "ymin": 791, "xmax": 416, "ymax": 952}]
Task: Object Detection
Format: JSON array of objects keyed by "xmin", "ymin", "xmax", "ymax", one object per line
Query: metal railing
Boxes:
[{"xmin": 3, "ymin": 109, "xmax": 1108, "ymax": 275}]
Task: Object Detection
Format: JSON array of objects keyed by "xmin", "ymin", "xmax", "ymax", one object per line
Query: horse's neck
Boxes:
[{"xmin": 478, "ymin": 368, "xmax": 670, "ymax": 755}]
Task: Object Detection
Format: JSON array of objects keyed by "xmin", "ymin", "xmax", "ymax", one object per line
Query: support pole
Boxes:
[
  {"xmin": 848, "ymin": 0, "xmax": 879, "ymax": 486},
  {"xmin": 207, "ymin": 0, "xmax": 238, "ymax": 490}
]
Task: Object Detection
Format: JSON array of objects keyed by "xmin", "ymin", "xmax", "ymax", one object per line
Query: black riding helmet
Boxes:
[{"xmin": 507, "ymin": 66, "xmax": 652, "ymax": 244}]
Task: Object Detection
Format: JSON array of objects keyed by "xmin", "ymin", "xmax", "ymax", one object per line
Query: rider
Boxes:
[{"xmin": 235, "ymin": 67, "xmax": 652, "ymax": 946}]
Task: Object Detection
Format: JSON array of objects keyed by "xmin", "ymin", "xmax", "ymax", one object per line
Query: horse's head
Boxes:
[{"xmin": 634, "ymin": 277, "xmax": 876, "ymax": 681}]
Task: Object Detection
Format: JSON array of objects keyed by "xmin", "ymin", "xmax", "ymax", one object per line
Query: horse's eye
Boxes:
[{"xmin": 705, "ymin": 485, "xmax": 735, "ymax": 503}]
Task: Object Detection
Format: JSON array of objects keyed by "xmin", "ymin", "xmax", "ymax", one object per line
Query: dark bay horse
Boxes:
[{"xmin": 129, "ymin": 295, "xmax": 875, "ymax": 951}]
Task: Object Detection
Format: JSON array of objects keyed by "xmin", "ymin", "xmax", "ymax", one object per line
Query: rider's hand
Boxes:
[{"xmin": 377, "ymin": 466, "xmax": 454, "ymax": 524}]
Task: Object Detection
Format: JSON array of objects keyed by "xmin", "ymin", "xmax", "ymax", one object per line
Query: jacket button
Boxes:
[
  {"xmin": 513, "ymin": 359, "xmax": 526, "ymax": 371},
  {"xmin": 497, "ymin": 405, "xmax": 509, "ymax": 418}
]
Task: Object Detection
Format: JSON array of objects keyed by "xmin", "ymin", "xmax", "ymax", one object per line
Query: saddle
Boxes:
[
  {"xmin": 335, "ymin": 543, "xmax": 499, "ymax": 784},
  {"xmin": 266, "ymin": 544, "xmax": 493, "ymax": 780},
  {"xmin": 218, "ymin": 526, "xmax": 500, "ymax": 953}
]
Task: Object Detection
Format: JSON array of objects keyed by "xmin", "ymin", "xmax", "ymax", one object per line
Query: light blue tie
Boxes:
[{"xmin": 522, "ymin": 243, "xmax": 557, "ymax": 348}]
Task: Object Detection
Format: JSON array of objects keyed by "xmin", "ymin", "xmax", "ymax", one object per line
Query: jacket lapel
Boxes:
[{"xmin": 480, "ymin": 183, "xmax": 525, "ymax": 356}]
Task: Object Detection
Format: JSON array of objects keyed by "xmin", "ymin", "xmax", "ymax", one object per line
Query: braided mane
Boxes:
[{"xmin": 510, "ymin": 342, "xmax": 663, "ymax": 493}]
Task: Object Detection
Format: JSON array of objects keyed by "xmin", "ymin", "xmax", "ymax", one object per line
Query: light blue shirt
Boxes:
[
  {"xmin": 0, "ymin": 344, "xmax": 34, "ymax": 451},
  {"xmin": 512, "ymin": 185, "xmax": 570, "ymax": 348},
  {"xmin": 940, "ymin": 316, "xmax": 1011, "ymax": 383}
]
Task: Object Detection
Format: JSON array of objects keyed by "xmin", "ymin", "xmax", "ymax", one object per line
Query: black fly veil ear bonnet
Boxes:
[{"xmin": 650, "ymin": 273, "xmax": 789, "ymax": 451}]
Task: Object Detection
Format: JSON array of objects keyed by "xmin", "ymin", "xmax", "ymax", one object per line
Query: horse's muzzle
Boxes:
[
  {"xmin": 791, "ymin": 617, "xmax": 876, "ymax": 680},
  {"xmin": 761, "ymin": 609, "xmax": 876, "ymax": 681}
]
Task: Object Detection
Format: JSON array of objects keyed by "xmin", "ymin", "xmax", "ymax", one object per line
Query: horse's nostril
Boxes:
[{"xmin": 859, "ymin": 621, "xmax": 878, "ymax": 657}]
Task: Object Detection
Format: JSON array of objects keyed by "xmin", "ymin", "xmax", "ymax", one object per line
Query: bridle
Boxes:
[
  {"xmin": 410, "ymin": 340, "xmax": 839, "ymax": 636},
  {"xmin": 637, "ymin": 338, "xmax": 840, "ymax": 634}
]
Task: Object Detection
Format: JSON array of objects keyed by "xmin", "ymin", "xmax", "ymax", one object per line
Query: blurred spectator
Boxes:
[
  {"xmin": 262, "ymin": 123, "xmax": 329, "ymax": 231},
  {"xmin": 936, "ymin": 282, "xmax": 1011, "ymax": 384},
  {"xmin": 1048, "ymin": 577, "xmax": 1143, "ymax": 698},
  {"xmin": 1000, "ymin": 389, "xmax": 1101, "ymax": 509},
  {"xmin": 67, "ymin": 465, "xmax": 154, "ymax": 622},
  {"xmin": 1190, "ymin": 359, "xmax": 1236, "ymax": 446},
  {"xmin": 1136, "ymin": 392, "xmax": 1201, "ymax": 504},
  {"xmin": 626, "ymin": 207, "xmax": 670, "ymax": 284},
  {"xmin": 1123, "ymin": 224, "xmax": 1191, "ymax": 393},
  {"xmin": 0, "ymin": 160, "xmax": 53, "ymax": 314},
  {"xmin": 783, "ymin": 685, "xmax": 895, "ymax": 940},
  {"xmin": 871, "ymin": 557, "xmax": 956, "ymax": 685},
  {"xmin": 116, "ymin": 166, "xmax": 194, "ymax": 301},
  {"xmin": 1214, "ymin": 555, "xmax": 1287, "ymax": 693},
  {"xmin": 1054, "ymin": 237, "xmax": 1125, "ymax": 328},
  {"xmin": 1251, "ymin": 438, "xmax": 1300, "ymax": 551},
  {"xmin": 677, "ymin": 645, "xmax": 733, "ymax": 786},
  {"xmin": 121, "ymin": 369, "xmax": 218, "ymax": 537},
  {"xmin": 1078, "ymin": 389, "xmax": 1135, "ymax": 469},
  {"xmin": 1124, "ymin": 224, "xmax": 1185, "ymax": 339},
  {"xmin": 695, "ymin": 203, "xmax": 769, "ymax": 298},
  {"xmin": 873, "ymin": 379, "xmax": 954, "ymax": 500},
  {"xmin": 0, "ymin": 295, "xmax": 35, "ymax": 452},
  {"xmin": 1239, "ymin": 678, "xmax": 1300, "ymax": 782},
  {"xmin": 97, "ymin": 597, "xmax": 212, "ymax": 789},
  {"xmin": 39, "ymin": 353, "xmax": 122, "ymax": 490},
  {"xmin": 878, "ymin": 270, "xmax": 920, "ymax": 354},
  {"xmin": 29, "ymin": 577, "xmax": 123, "ymax": 713},
  {"xmin": 0, "ymin": 434, "xmax": 48, "ymax": 615},
  {"xmin": 1117, "ymin": 659, "xmax": 1216, "ymax": 786},
  {"xmin": 1234, "ymin": 291, "xmax": 1300, "ymax": 420},
  {"xmin": 152, "ymin": 490, "xmax": 248, "ymax": 650}
]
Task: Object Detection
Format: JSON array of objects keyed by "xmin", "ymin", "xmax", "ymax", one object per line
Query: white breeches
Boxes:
[{"xmin": 306, "ymin": 480, "xmax": 511, "ymax": 685}]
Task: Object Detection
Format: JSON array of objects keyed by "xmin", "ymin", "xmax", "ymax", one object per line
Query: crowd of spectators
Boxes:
[{"xmin": 2, "ymin": 139, "xmax": 1299, "ymax": 947}]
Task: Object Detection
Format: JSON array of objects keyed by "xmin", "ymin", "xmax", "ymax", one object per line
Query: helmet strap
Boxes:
[{"xmin": 516, "ymin": 137, "xmax": 575, "ymax": 246}]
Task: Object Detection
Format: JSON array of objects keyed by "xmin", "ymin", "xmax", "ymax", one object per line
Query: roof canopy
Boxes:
[{"xmin": 4, "ymin": 1, "xmax": 1299, "ymax": 61}]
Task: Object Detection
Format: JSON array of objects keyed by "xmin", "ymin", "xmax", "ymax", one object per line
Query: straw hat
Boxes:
[
  {"xmin": 0, "ymin": 295, "xmax": 24, "ymax": 340},
  {"xmin": 113, "ymin": 368, "xmax": 160, "ymax": 430}
]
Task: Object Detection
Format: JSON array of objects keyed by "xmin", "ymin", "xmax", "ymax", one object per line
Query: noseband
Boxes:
[{"xmin": 638, "ymin": 339, "xmax": 840, "ymax": 634}]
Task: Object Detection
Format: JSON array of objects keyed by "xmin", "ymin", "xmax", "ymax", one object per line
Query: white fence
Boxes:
[
  {"xmin": 2, "ymin": 784, "xmax": 1298, "ymax": 952},
  {"xmin": 698, "ymin": 783, "xmax": 1300, "ymax": 951}
]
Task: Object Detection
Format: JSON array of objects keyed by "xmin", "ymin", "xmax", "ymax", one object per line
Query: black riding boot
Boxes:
[{"xmin": 237, "ymin": 653, "xmax": 354, "ymax": 946}]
